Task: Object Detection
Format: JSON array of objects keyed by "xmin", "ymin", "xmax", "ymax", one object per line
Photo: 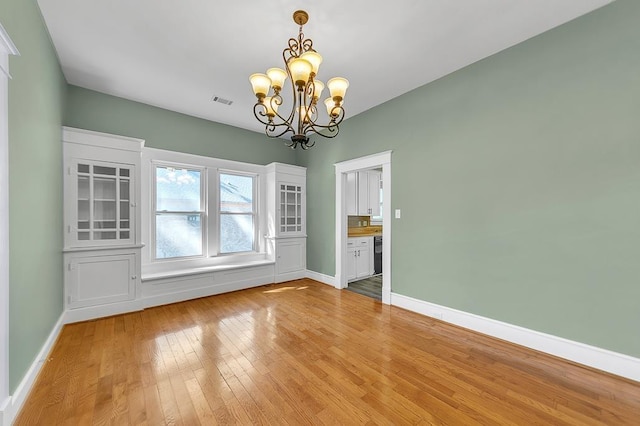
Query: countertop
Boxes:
[{"xmin": 348, "ymin": 226, "xmax": 382, "ymax": 238}]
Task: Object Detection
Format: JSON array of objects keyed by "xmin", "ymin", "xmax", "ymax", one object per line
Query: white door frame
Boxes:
[
  {"xmin": 0, "ymin": 21, "xmax": 19, "ymax": 422},
  {"xmin": 335, "ymin": 151, "xmax": 392, "ymax": 304}
]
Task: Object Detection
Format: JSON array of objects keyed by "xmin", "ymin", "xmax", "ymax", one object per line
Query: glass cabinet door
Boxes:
[
  {"xmin": 75, "ymin": 161, "xmax": 133, "ymax": 244},
  {"xmin": 279, "ymin": 183, "xmax": 302, "ymax": 234}
]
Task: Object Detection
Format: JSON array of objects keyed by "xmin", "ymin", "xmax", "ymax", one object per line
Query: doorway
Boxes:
[{"xmin": 334, "ymin": 151, "xmax": 392, "ymax": 304}]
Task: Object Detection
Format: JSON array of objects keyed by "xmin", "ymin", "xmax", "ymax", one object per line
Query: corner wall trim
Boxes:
[
  {"xmin": 391, "ymin": 292, "xmax": 640, "ymax": 383},
  {"xmin": 1, "ymin": 313, "xmax": 65, "ymax": 425}
]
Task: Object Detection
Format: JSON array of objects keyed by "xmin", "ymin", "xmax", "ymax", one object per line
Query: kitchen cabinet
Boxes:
[
  {"xmin": 346, "ymin": 170, "xmax": 381, "ymax": 216},
  {"xmin": 347, "ymin": 237, "xmax": 373, "ymax": 281},
  {"xmin": 63, "ymin": 127, "xmax": 144, "ymax": 317}
]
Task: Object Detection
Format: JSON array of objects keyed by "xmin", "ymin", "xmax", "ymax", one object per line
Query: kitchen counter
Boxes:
[{"xmin": 348, "ymin": 226, "xmax": 382, "ymax": 238}]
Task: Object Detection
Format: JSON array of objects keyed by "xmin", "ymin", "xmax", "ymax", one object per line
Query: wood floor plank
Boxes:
[{"xmin": 13, "ymin": 279, "xmax": 640, "ymax": 425}]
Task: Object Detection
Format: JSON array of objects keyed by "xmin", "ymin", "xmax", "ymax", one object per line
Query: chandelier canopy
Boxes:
[{"xmin": 250, "ymin": 10, "xmax": 349, "ymax": 149}]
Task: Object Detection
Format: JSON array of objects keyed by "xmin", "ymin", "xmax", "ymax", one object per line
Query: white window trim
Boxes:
[
  {"xmin": 1, "ymin": 21, "xmax": 18, "ymax": 419},
  {"xmin": 141, "ymin": 148, "xmax": 267, "ymax": 276}
]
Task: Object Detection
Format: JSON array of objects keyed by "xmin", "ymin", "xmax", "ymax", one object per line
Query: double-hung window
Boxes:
[
  {"xmin": 219, "ymin": 172, "xmax": 256, "ymax": 254},
  {"xmin": 154, "ymin": 165, "xmax": 204, "ymax": 259}
]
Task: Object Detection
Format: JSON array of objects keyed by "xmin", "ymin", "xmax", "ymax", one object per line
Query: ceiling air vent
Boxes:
[{"xmin": 211, "ymin": 95, "xmax": 233, "ymax": 106}]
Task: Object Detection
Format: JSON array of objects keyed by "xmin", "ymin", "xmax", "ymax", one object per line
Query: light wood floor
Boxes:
[{"xmin": 15, "ymin": 279, "xmax": 640, "ymax": 425}]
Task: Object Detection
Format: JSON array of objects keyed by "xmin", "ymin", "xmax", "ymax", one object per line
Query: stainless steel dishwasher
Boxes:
[{"xmin": 374, "ymin": 235, "xmax": 382, "ymax": 274}]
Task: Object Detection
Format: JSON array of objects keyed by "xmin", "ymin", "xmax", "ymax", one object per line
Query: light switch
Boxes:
[{"xmin": 395, "ymin": 209, "xmax": 401, "ymax": 219}]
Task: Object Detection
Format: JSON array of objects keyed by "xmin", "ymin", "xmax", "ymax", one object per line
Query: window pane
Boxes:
[
  {"xmin": 220, "ymin": 173, "xmax": 253, "ymax": 213},
  {"xmin": 156, "ymin": 166, "xmax": 201, "ymax": 211},
  {"xmin": 156, "ymin": 213, "xmax": 202, "ymax": 258},
  {"xmin": 220, "ymin": 214, "xmax": 253, "ymax": 253}
]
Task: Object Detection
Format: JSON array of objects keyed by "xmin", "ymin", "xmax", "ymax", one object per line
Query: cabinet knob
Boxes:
[{"xmin": 131, "ymin": 275, "xmax": 137, "ymax": 280}]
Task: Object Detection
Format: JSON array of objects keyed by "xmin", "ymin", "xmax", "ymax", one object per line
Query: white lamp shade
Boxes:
[
  {"xmin": 300, "ymin": 51, "xmax": 323, "ymax": 75},
  {"xmin": 327, "ymin": 77, "xmax": 349, "ymax": 100},
  {"xmin": 289, "ymin": 58, "xmax": 313, "ymax": 87},
  {"xmin": 266, "ymin": 68, "xmax": 287, "ymax": 91},
  {"xmin": 324, "ymin": 97, "xmax": 342, "ymax": 117},
  {"xmin": 250, "ymin": 73, "xmax": 271, "ymax": 98},
  {"xmin": 264, "ymin": 97, "xmax": 279, "ymax": 118},
  {"xmin": 311, "ymin": 80, "xmax": 324, "ymax": 101}
]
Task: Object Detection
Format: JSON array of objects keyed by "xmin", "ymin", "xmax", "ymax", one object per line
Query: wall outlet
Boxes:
[{"xmin": 395, "ymin": 209, "xmax": 401, "ymax": 219}]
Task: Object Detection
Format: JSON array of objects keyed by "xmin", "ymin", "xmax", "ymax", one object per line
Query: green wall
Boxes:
[
  {"xmin": 65, "ymin": 86, "xmax": 296, "ymax": 165},
  {"xmin": 0, "ymin": 0, "xmax": 67, "ymax": 392},
  {"xmin": 298, "ymin": 0, "xmax": 640, "ymax": 358}
]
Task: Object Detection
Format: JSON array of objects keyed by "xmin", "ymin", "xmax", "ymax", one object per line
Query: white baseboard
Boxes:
[
  {"xmin": 1, "ymin": 313, "xmax": 65, "ymax": 425},
  {"xmin": 142, "ymin": 276, "xmax": 271, "ymax": 308},
  {"xmin": 306, "ymin": 270, "xmax": 336, "ymax": 287},
  {"xmin": 391, "ymin": 292, "xmax": 640, "ymax": 383},
  {"xmin": 0, "ymin": 396, "xmax": 9, "ymax": 426},
  {"xmin": 63, "ymin": 299, "xmax": 144, "ymax": 324}
]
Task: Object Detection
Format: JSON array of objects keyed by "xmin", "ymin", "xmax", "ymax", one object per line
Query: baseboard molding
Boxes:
[
  {"xmin": 391, "ymin": 292, "xmax": 640, "ymax": 383},
  {"xmin": 0, "ymin": 395, "xmax": 9, "ymax": 426},
  {"xmin": 142, "ymin": 276, "xmax": 271, "ymax": 309},
  {"xmin": 63, "ymin": 299, "xmax": 144, "ymax": 324},
  {"xmin": 306, "ymin": 270, "xmax": 336, "ymax": 287},
  {"xmin": 1, "ymin": 312, "xmax": 65, "ymax": 425}
]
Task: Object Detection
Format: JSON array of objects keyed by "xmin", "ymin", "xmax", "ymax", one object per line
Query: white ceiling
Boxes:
[{"xmin": 37, "ymin": 0, "xmax": 613, "ymax": 135}]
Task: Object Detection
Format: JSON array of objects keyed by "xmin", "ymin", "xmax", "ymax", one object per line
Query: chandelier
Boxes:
[{"xmin": 249, "ymin": 10, "xmax": 349, "ymax": 149}]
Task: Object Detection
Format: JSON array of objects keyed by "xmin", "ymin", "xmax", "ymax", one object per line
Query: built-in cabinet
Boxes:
[
  {"xmin": 346, "ymin": 170, "xmax": 381, "ymax": 216},
  {"xmin": 63, "ymin": 127, "xmax": 144, "ymax": 319},
  {"xmin": 266, "ymin": 163, "xmax": 307, "ymax": 282},
  {"xmin": 347, "ymin": 237, "xmax": 374, "ymax": 281}
]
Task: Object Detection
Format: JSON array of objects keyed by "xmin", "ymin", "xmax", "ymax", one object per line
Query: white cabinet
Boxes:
[
  {"xmin": 65, "ymin": 249, "xmax": 137, "ymax": 309},
  {"xmin": 346, "ymin": 170, "xmax": 381, "ymax": 216},
  {"xmin": 275, "ymin": 238, "xmax": 307, "ymax": 279},
  {"xmin": 266, "ymin": 163, "xmax": 307, "ymax": 282},
  {"xmin": 347, "ymin": 237, "xmax": 373, "ymax": 282},
  {"xmin": 63, "ymin": 127, "xmax": 144, "ymax": 319}
]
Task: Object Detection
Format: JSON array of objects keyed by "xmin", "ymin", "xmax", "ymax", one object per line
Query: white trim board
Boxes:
[
  {"xmin": 334, "ymin": 151, "xmax": 392, "ymax": 305},
  {"xmin": 0, "ymin": 314, "xmax": 64, "ymax": 426},
  {"xmin": 0, "ymin": 21, "xmax": 19, "ymax": 426},
  {"xmin": 306, "ymin": 270, "xmax": 336, "ymax": 287},
  {"xmin": 391, "ymin": 292, "xmax": 640, "ymax": 383}
]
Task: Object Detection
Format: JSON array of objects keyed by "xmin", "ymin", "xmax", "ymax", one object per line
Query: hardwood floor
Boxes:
[{"xmin": 15, "ymin": 279, "xmax": 640, "ymax": 425}]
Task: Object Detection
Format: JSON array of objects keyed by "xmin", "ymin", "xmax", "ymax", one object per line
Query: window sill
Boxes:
[{"xmin": 142, "ymin": 257, "xmax": 274, "ymax": 282}]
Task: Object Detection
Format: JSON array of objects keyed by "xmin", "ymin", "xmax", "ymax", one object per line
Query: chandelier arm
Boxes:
[
  {"xmin": 252, "ymin": 104, "xmax": 273, "ymax": 126},
  {"xmin": 266, "ymin": 94, "xmax": 297, "ymax": 133}
]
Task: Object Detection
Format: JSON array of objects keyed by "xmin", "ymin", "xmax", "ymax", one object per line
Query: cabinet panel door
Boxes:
[
  {"xmin": 68, "ymin": 253, "xmax": 135, "ymax": 308},
  {"xmin": 346, "ymin": 172, "xmax": 358, "ymax": 216},
  {"xmin": 68, "ymin": 160, "xmax": 135, "ymax": 247},
  {"xmin": 346, "ymin": 247, "xmax": 357, "ymax": 281},
  {"xmin": 368, "ymin": 171, "xmax": 381, "ymax": 217},
  {"xmin": 357, "ymin": 172, "xmax": 369, "ymax": 215},
  {"xmin": 276, "ymin": 239, "xmax": 306, "ymax": 275},
  {"xmin": 355, "ymin": 247, "xmax": 371, "ymax": 279}
]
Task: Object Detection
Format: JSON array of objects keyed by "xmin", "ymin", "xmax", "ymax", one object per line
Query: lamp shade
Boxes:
[
  {"xmin": 311, "ymin": 80, "xmax": 324, "ymax": 101},
  {"xmin": 266, "ymin": 68, "xmax": 287, "ymax": 92},
  {"xmin": 289, "ymin": 58, "xmax": 313, "ymax": 88},
  {"xmin": 300, "ymin": 51, "xmax": 322, "ymax": 75},
  {"xmin": 324, "ymin": 97, "xmax": 342, "ymax": 117},
  {"xmin": 264, "ymin": 97, "xmax": 279, "ymax": 118},
  {"xmin": 327, "ymin": 77, "xmax": 349, "ymax": 101},
  {"xmin": 249, "ymin": 73, "xmax": 271, "ymax": 99}
]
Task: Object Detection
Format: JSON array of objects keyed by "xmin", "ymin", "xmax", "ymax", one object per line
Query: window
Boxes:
[
  {"xmin": 154, "ymin": 165, "xmax": 204, "ymax": 259},
  {"xmin": 219, "ymin": 172, "xmax": 255, "ymax": 253}
]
